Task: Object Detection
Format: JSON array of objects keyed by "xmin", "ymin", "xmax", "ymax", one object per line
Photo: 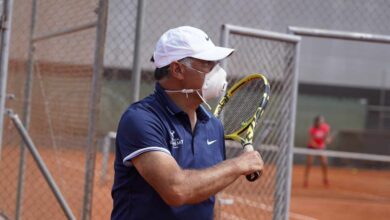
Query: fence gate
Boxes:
[
  {"xmin": 0, "ymin": 0, "xmax": 108, "ymax": 219},
  {"xmin": 215, "ymin": 24, "xmax": 301, "ymax": 220}
]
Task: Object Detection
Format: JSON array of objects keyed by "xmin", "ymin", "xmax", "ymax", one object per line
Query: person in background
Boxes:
[{"xmin": 303, "ymin": 115, "xmax": 332, "ymax": 188}]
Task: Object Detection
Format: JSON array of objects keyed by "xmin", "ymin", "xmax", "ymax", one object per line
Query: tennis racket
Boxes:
[{"xmin": 214, "ymin": 73, "xmax": 270, "ymax": 182}]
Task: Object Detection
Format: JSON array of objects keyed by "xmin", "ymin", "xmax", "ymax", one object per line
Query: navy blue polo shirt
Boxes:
[{"xmin": 111, "ymin": 83, "xmax": 226, "ymax": 220}]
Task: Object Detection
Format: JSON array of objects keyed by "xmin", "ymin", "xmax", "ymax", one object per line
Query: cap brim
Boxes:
[{"xmin": 191, "ymin": 46, "xmax": 234, "ymax": 61}]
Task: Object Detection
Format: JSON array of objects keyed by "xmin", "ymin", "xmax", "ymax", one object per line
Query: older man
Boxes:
[{"xmin": 111, "ymin": 26, "xmax": 263, "ymax": 220}]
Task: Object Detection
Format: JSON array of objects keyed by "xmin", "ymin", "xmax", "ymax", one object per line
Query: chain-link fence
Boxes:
[
  {"xmin": 2, "ymin": 0, "xmax": 390, "ymax": 220},
  {"xmin": 212, "ymin": 24, "xmax": 300, "ymax": 220},
  {"xmin": 0, "ymin": 0, "xmax": 106, "ymax": 219}
]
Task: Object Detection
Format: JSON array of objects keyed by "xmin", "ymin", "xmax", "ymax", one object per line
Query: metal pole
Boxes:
[
  {"xmin": 378, "ymin": 71, "xmax": 386, "ymax": 130},
  {"xmin": 7, "ymin": 110, "xmax": 76, "ymax": 220},
  {"xmin": 81, "ymin": 0, "xmax": 108, "ymax": 219},
  {"xmin": 288, "ymin": 26, "xmax": 390, "ymax": 44},
  {"xmin": 100, "ymin": 131, "xmax": 116, "ymax": 185},
  {"xmin": 15, "ymin": 0, "xmax": 37, "ymax": 219},
  {"xmin": 130, "ymin": 0, "xmax": 145, "ymax": 103},
  {"xmin": 99, "ymin": 133, "xmax": 111, "ymax": 184},
  {"xmin": 293, "ymin": 147, "xmax": 390, "ymax": 162},
  {"xmin": 214, "ymin": 25, "xmax": 231, "ymax": 219},
  {"xmin": 284, "ymin": 37, "xmax": 301, "ymax": 220},
  {"xmin": 220, "ymin": 24, "xmax": 230, "ymax": 71},
  {"xmin": 227, "ymin": 24, "xmax": 301, "ymax": 43},
  {"xmin": 0, "ymin": 0, "xmax": 14, "ymax": 161},
  {"xmin": 273, "ymin": 51, "xmax": 295, "ymax": 220}
]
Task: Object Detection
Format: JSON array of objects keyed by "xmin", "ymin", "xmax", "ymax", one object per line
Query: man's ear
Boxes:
[{"xmin": 169, "ymin": 61, "xmax": 185, "ymax": 80}]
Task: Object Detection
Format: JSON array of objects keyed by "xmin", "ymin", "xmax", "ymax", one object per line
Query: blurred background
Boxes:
[{"xmin": 0, "ymin": 0, "xmax": 389, "ymax": 220}]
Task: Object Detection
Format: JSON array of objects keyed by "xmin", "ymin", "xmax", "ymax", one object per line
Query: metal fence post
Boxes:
[
  {"xmin": 82, "ymin": 0, "xmax": 108, "ymax": 219},
  {"xmin": 219, "ymin": 24, "xmax": 230, "ymax": 71},
  {"xmin": 8, "ymin": 110, "xmax": 76, "ymax": 220},
  {"xmin": 284, "ymin": 35, "xmax": 301, "ymax": 220},
  {"xmin": 130, "ymin": 0, "xmax": 145, "ymax": 103},
  {"xmin": 15, "ymin": 0, "xmax": 37, "ymax": 219},
  {"xmin": 0, "ymin": 0, "xmax": 14, "ymax": 161}
]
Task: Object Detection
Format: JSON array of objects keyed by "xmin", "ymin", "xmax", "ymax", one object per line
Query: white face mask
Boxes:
[
  {"xmin": 201, "ymin": 64, "xmax": 228, "ymax": 100},
  {"xmin": 165, "ymin": 64, "xmax": 228, "ymax": 110}
]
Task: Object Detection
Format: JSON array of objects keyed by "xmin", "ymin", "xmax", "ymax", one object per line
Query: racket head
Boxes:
[{"xmin": 214, "ymin": 73, "xmax": 270, "ymax": 142}]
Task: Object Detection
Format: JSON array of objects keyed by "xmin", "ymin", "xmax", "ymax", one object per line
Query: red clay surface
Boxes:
[
  {"xmin": 1, "ymin": 147, "xmax": 389, "ymax": 220},
  {"xmin": 290, "ymin": 165, "xmax": 390, "ymax": 220}
]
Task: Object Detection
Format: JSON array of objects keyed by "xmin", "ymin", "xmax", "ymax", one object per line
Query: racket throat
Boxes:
[{"xmin": 242, "ymin": 142, "xmax": 254, "ymax": 152}]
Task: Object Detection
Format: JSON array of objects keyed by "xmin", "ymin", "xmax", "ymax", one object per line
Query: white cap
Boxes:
[{"xmin": 153, "ymin": 26, "xmax": 234, "ymax": 68}]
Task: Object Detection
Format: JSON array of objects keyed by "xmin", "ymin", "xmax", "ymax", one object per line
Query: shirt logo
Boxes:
[
  {"xmin": 314, "ymin": 131, "xmax": 325, "ymax": 138},
  {"xmin": 207, "ymin": 139, "xmax": 217, "ymax": 145},
  {"xmin": 169, "ymin": 130, "xmax": 184, "ymax": 148}
]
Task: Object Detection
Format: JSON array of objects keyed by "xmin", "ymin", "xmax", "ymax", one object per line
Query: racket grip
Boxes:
[
  {"xmin": 243, "ymin": 144, "xmax": 263, "ymax": 182},
  {"xmin": 246, "ymin": 170, "xmax": 262, "ymax": 182}
]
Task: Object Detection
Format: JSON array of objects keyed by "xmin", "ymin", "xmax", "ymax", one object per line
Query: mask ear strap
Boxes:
[
  {"xmin": 195, "ymin": 90, "xmax": 211, "ymax": 110},
  {"xmin": 165, "ymin": 89, "xmax": 195, "ymax": 93},
  {"xmin": 165, "ymin": 89, "xmax": 196, "ymax": 99},
  {"xmin": 165, "ymin": 89, "xmax": 212, "ymax": 110}
]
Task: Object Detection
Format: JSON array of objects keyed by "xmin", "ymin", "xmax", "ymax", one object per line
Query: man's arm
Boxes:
[{"xmin": 132, "ymin": 150, "xmax": 263, "ymax": 206}]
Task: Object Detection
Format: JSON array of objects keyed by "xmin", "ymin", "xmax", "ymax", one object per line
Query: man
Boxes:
[
  {"xmin": 303, "ymin": 115, "xmax": 331, "ymax": 188},
  {"xmin": 111, "ymin": 26, "xmax": 263, "ymax": 220}
]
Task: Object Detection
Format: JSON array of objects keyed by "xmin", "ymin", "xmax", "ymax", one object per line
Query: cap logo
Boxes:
[{"xmin": 153, "ymin": 26, "xmax": 233, "ymax": 68}]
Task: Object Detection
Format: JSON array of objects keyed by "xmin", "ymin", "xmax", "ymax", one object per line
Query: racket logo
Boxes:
[{"xmin": 169, "ymin": 130, "xmax": 184, "ymax": 148}]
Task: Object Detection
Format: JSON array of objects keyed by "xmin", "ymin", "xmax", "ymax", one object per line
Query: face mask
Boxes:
[
  {"xmin": 165, "ymin": 64, "xmax": 228, "ymax": 110},
  {"xmin": 201, "ymin": 64, "xmax": 228, "ymax": 100}
]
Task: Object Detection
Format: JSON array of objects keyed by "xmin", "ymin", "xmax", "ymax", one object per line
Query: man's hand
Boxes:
[{"xmin": 232, "ymin": 151, "xmax": 264, "ymax": 176}]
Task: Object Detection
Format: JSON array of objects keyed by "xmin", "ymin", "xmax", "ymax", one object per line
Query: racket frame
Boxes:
[{"xmin": 214, "ymin": 73, "xmax": 270, "ymax": 181}]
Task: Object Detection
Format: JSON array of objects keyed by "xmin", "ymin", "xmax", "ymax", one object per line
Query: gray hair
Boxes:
[
  {"xmin": 178, "ymin": 57, "xmax": 194, "ymax": 68},
  {"xmin": 153, "ymin": 57, "xmax": 194, "ymax": 80}
]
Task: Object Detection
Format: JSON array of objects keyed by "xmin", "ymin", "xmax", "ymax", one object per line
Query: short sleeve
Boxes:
[
  {"xmin": 322, "ymin": 123, "xmax": 330, "ymax": 134},
  {"xmin": 116, "ymin": 105, "xmax": 170, "ymax": 166}
]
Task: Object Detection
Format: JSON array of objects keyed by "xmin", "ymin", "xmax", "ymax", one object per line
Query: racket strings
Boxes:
[{"xmin": 219, "ymin": 78, "xmax": 267, "ymax": 135}]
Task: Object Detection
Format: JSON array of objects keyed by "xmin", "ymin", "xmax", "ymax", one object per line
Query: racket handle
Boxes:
[
  {"xmin": 246, "ymin": 170, "xmax": 262, "ymax": 182},
  {"xmin": 243, "ymin": 144, "xmax": 263, "ymax": 182}
]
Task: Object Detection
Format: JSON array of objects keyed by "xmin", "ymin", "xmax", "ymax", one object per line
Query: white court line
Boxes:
[
  {"xmin": 221, "ymin": 212, "xmax": 248, "ymax": 220},
  {"xmin": 220, "ymin": 194, "xmax": 318, "ymax": 220}
]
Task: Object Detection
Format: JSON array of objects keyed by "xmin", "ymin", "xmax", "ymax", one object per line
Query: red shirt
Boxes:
[{"xmin": 308, "ymin": 123, "xmax": 330, "ymax": 149}]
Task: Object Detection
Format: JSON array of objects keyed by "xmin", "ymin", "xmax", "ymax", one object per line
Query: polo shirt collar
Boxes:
[{"xmin": 155, "ymin": 83, "xmax": 210, "ymax": 122}]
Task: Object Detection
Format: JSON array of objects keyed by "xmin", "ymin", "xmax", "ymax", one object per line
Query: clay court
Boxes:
[
  {"xmin": 290, "ymin": 165, "xmax": 390, "ymax": 220},
  {"xmin": 1, "ymin": 146, "xmax": 389, "ymax": 220},
  {"xmin": 1, "ymin": 1, "xmax": 390, "ymax": 219}
]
